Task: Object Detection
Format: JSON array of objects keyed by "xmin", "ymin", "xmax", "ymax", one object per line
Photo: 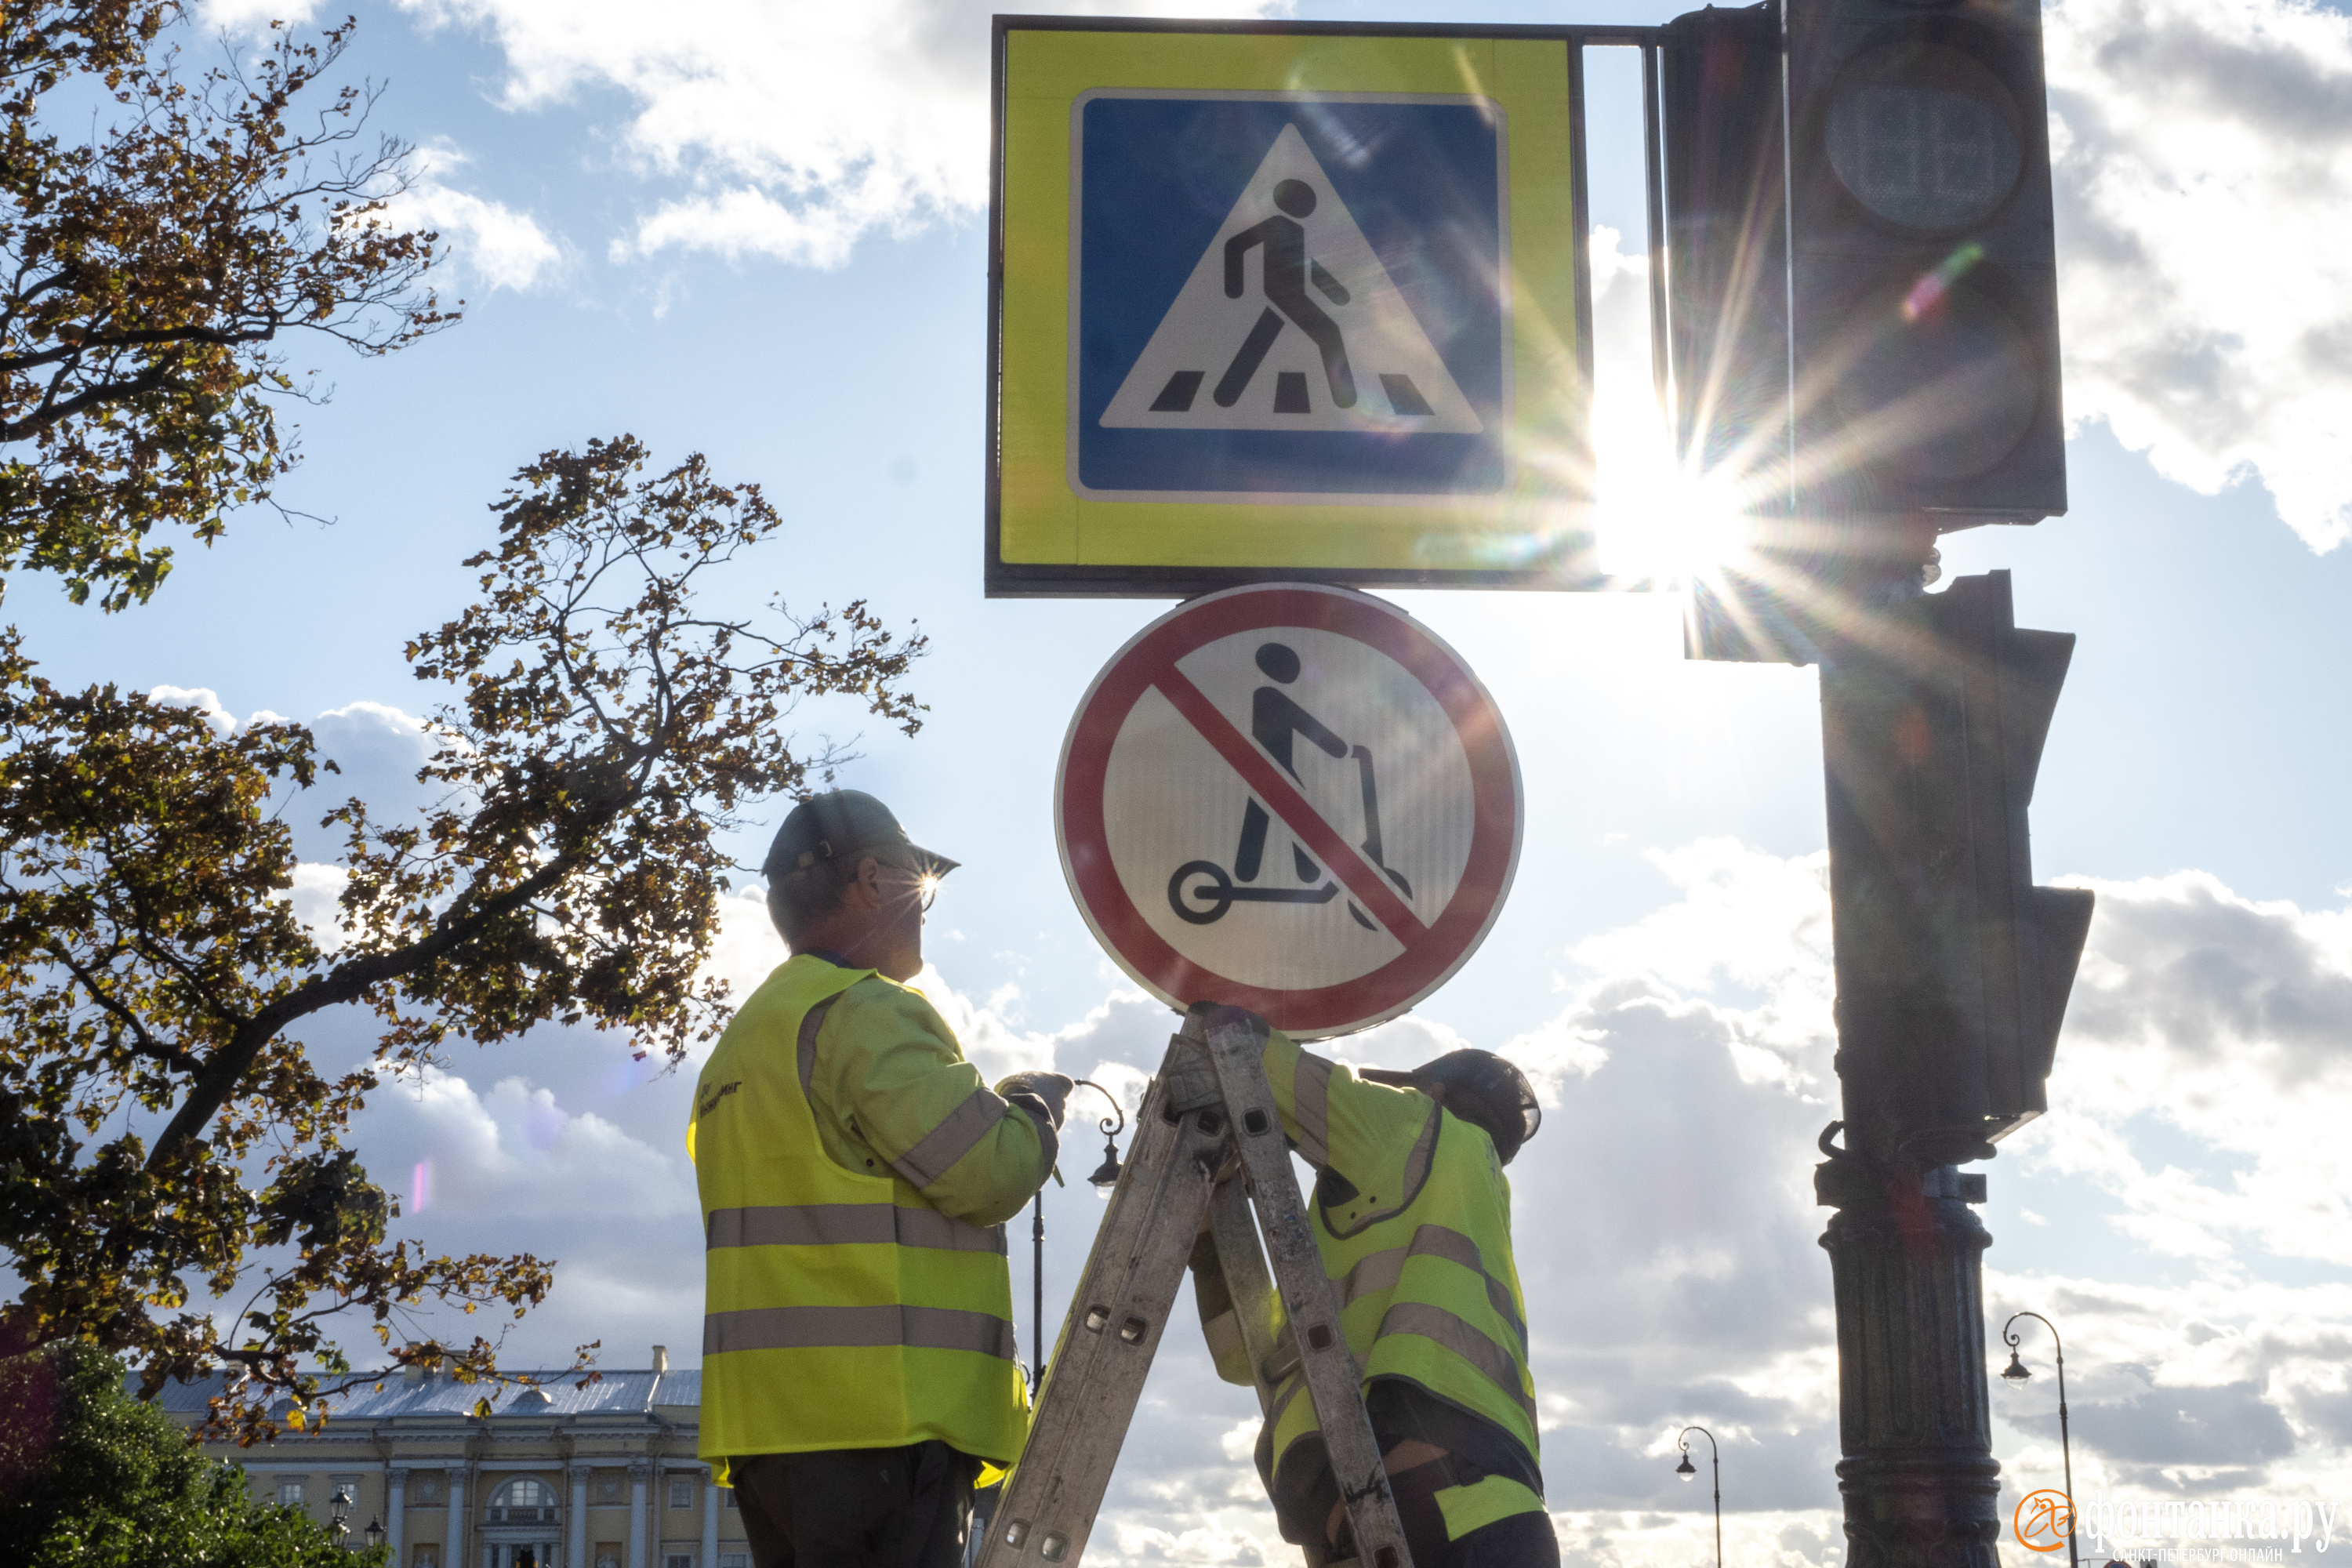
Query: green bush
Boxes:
[{"xmin": 0, "ymin": 1341, "xmax": 386, "ymax": 1568}]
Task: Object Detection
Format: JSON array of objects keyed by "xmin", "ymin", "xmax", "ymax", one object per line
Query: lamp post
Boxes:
[
  {"xmin": 2002, "ymin": 1311, "xmax": 2079, "ymax": 1568},
  {"xmin": 365, "ymin": 1516, "xmax": 385, "ymax": 1555},
  {"xmin": 1029, "ymin": 1079, "xmax": 1126, "ymax": 1387},
  {"xmin": 1676, "ymin": 1425, "xmax": 1722, "ymax": 1568},
  {"xmin": 328, "ymin": 1486, "xmax": 353, "ymax": 1550}
]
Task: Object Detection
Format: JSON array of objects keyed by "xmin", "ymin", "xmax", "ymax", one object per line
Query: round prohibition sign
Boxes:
[{"xmin": 1056, "ymin": 583, "xmax": 1522, "ymax": 1037}]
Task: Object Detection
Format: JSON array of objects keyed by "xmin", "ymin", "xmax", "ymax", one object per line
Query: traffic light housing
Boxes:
[
  {"xmin": 1784, "ymin": 0, "xmax": 2065, "ymax": 523},
  {"xmin": 1821, "ymin": 570, "xmax": 2093, "ymax": 1166},
  {"xmin": 1661, "ymin": 3, "xmax": 1788, "ymax": 498}
]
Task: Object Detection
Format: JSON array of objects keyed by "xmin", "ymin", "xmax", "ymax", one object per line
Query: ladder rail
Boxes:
[
  {"xmin": 975, "ymin": 1041, "xmax": 1226, "ymax": 1568},
  {"xmin": 1205, "ymin": 1177, "xmax": 1290, "ymax": 1418},
  {"xmin": 978, "ymin": 1014, "xmax": 1411, "ymax": 1568},
  {"xmin": 1202, "ymin": 1011, "xmax": 1413, "ymax": 1568}
]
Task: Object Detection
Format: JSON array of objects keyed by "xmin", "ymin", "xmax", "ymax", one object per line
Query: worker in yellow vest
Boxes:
[
  {"xmin": 1189, "ymin": 1003, "xmax": 1557, "ymax": 1568},
  {"xmin": 689, "ymin": 791, "xmax": 1069, "ymax": 1568}
]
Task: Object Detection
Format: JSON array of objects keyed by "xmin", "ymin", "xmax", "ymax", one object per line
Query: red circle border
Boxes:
[{"xmin": 1055, "ymin": 585, "xmax": 1521, "ymax": 1037}]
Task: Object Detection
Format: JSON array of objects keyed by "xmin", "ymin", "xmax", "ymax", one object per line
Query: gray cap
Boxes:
[{"xmin": 761, "ymin": 790, "xmax": 960, "ymax": 881}]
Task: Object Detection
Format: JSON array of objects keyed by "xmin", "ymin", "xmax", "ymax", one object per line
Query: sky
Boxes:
[{"xmin": 13, "ymin": 1, "xmax": 2352, "ymax": 1565}]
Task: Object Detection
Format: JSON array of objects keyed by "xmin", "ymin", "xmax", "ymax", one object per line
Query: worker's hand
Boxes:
[{"xmin": 995, "ymin": 1070, "xmax": 1075, "ymax": 1129}]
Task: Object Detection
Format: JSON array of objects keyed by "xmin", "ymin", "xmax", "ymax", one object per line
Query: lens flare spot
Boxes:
[
  {"xmin": 1904, "ymin": 241, "xmax": 1985, "ymax": 321},
  {"xmin": 409, "ymin": 1159, "xmax": 432, "ymax": 1216}
]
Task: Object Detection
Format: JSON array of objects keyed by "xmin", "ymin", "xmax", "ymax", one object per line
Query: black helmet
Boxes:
[{"xmin": 1363, "ymin": 1049, "xmax": 1541, "ymax": 1165}]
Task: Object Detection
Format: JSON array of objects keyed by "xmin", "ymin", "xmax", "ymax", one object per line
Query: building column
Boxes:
[
  {"xmin": 700, "ymin": 1467, "xmax": 719, "ymax": 1568},
  {"xmin": 568, "ymin": 1465, "xmax": 590, "ymax": 1568},
  {"xmin": 387, "ymin": 1468, "xmax": 407, "ymax": 1558},
  {"xmin": 445, "ymin": 1465, "xmax": 470, "ymax": 1568},
  {"xmin": 626, "ymin": 1461, "xmax": 650, "ymax": 1568}
]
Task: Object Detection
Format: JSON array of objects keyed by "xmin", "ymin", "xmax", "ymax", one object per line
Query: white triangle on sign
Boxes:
[{"xmin": 1099, "ymin": 124, "xmax": 1484, "ymax": 435}]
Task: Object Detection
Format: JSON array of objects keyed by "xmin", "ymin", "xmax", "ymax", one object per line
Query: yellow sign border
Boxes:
[{"xmin": 989, "ymin": 21, "xmax": 1596, "ymax": 595}]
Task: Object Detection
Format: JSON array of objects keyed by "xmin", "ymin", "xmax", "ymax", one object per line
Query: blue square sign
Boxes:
[{"xmin": 1071, "ymin": 93, "xmax": 1511, "ymax": 502}]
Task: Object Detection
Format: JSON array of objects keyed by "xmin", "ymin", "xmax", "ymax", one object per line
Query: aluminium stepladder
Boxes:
[{"xmin": 973, "ymin": 1007, "xmax": 1411, "ymax": 1568}]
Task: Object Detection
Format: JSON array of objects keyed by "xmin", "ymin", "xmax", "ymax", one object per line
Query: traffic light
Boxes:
[
  {"xmin": 1784, "ymin": 0, "xmax": 2065, "ymax": 522},
  {"xmin": 1821, "ymin": 570, "xmax": 2093, "ymax": 1167},
  {"xmin": 1661, "ymin": 3, "xmax": 1788, "ymax": 497}
]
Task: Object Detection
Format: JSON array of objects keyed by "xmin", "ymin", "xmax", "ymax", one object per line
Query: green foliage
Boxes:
[
  {"xmin": 0, "ymin": 1339, "xmax": 387, "ymax": 1567},
  {"xmin": 0, "ymin": 1, "xmax": 450, "ymax": 609},
  {"xmin": 0, "ymin": 435, "xmax": 925, "ymax": 1440}
]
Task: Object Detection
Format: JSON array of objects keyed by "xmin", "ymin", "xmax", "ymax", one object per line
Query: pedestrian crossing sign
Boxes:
[{"xmin": 989, "ymin": 19, "xmax": 1598, "ymax": 597}]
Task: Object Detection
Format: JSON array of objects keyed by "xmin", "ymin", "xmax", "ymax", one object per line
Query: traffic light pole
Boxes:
[
  {"xmin": 1808, "ymin": 545, "xmax": 2089, "ymax": 1568},
  {"xmin": 1657, "ymin": 2, "xmax": 2083, "ymax": 1559},
  {"xmin": 1813, "ymin": 548, "xmax": 2004, "ymax": 1568}
]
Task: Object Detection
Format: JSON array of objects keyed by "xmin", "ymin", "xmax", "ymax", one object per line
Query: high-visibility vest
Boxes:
[
  {"xmin": 689, "ymin": 954, "xmax": 1029, "ymax": 1476},
  {"xmin": 1265, "ymin": 1103, "xmax": 1543, "ymax": 1534}
]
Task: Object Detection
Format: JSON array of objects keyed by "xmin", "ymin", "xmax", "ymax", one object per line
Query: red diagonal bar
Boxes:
[{"xmin": 1150, "ymin": 665, "xmax": 1429, "ymax": 943}]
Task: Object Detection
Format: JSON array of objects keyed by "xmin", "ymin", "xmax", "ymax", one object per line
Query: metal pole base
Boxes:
[{"xmin": 1819, "ymin": 1143, "xmax": 2003, "ymax": 1568}]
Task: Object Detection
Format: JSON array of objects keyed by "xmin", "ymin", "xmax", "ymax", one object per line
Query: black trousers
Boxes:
[
  {"xmin": 1377, "ymin": 1454, "xmax": 1563, "ymax": 1568},
  {"xmin": 728, "ymin": 1443, "xmax": 977, "ymax": 1568}
]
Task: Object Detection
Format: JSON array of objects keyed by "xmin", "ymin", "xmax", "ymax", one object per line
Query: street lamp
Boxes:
[
  {"xmin": 1030, "ymin": 1079, "xmax": 1127, "ymax": 1385},
  {"xmin": 2002, "ymin": 1311, "xmax": 2079, "ymax": 1568},
  {"xmin": 365, "ymin": 1516, "xmax": 385, "ymax": 1554},
  {"xmin": 328, "ymin": 1486, "xmax": 353, "ymax": 1549},
  {"xmin": 1676, "ymin": 1425, "xmax": 1722, "ymax": 1568}
]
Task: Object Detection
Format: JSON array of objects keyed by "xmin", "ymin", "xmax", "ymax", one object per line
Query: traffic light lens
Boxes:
[
  {"xmin": 1834, "ymin": 281, "xmax": 2039, "ymax": 480},
  {"xmin": 1827, "ymin": 43, "xmax": 2024, "ymax": 231}
]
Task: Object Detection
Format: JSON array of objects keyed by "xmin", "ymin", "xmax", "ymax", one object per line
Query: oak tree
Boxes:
[{"xmin": 0, "ymin": 436, "xmax": 926, "ymax": 1439}]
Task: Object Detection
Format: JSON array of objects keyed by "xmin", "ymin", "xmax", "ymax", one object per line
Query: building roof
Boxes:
[{"xmin": 147, "ymin": 1367, "xmax": 696, "ymax": 1423}]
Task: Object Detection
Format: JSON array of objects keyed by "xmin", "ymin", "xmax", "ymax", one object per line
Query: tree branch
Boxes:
[{"xmin": 47, "ymin": 942, "xmax": 201, "ymax": 1073}]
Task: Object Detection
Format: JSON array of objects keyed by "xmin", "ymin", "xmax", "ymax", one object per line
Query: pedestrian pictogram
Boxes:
[
  {"xmin": 1056, "ymin": 583, "xmax": 1521, "ymax": 1037},
  {"xmin": 1099, "ymin": 125, "xmax": 1482, "ymax": 435}
]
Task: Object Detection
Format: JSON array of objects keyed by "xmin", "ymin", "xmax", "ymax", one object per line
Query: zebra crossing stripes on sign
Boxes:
[{"xmin": 1055, "ymin": 584, "xmax": 1522, "ymax": 1038}]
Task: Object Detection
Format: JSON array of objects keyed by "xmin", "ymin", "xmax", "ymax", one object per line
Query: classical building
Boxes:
[{"xmin": 158, "ymin": 1348, "xmax": 750, "ymax": 1568}]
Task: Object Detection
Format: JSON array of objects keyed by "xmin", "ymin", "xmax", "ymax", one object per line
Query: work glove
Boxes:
[{"xmin": 995, "ymin": 1070, "xmax": 1075, "ymax": 1130}]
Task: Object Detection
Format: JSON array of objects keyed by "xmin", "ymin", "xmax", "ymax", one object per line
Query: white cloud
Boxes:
[
  {"xmin": 279, "ymin": 861, "xmax": 352, "ymax": 952},
  {"xmin": 197, "ymin": 0, "xmax": 321, "ymax": 29},
  {"xmin": 187, "ymin": 8, "xmax": 561, "ymax": 289},
  {"xmin": 146, "ymin": 683, "xmax": 237, "ymax": 735},
  {"xmin": 2013, "ymin": 869, "xmax": 2352, "ymax": 1269},
  {"xmin": 2047, "ymin": 0, "xmax": 2352, "ymax": 550},
  {"xmin": 395, "ymin": 0, "xmax": 1286, "ymax": 267},
  {"xmin": 372, "ymin": 141, "xmax": 564, "ymax": 292}
]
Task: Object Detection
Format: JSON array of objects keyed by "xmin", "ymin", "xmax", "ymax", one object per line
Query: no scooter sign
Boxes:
[{"xmin": 1055, "ymin": 583, "xmax": 1522, "ymax": 1037}]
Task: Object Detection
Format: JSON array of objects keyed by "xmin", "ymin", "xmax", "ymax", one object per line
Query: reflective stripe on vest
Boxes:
[
  {"xmin": 691, "ymin": 955, "xmax": 1026, "ymax": 1472},
  {"xmin": 890, "ymin": 1087, "xmax": 1009, "ymax": 1189},
  {"xmin": 1338, "ymin": 1224, "xmax": 1528, "ymax": 1358},
  {"xmin": 1371, "ymin": 1301, "xmax": 1537, "ymax": 1428},
  {"xmin": 1267, "ymin": 1106, "xmax": 1538, "ymax": 1475},
  {"xmin": 704, "ymin": 1304, "xmax": 1022, "ymax": 1360},
  {"xmin": 706, "ymin": 1203, "xmax": 1009, "ymax": 1255}
]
